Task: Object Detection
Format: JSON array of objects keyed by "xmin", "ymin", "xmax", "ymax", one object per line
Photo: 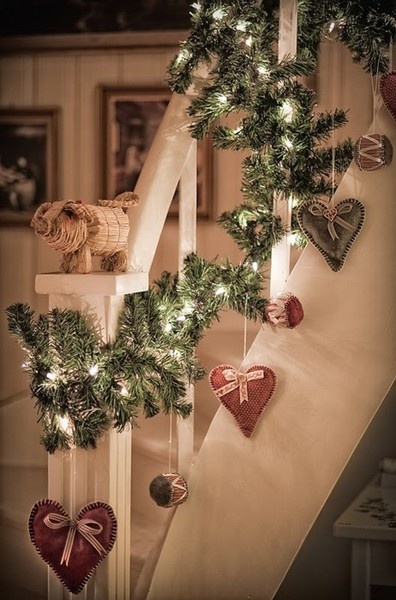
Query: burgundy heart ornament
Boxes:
[
  {"xmin": 209, "ymin": 364, "xmax": 277, "ymax": 437},
  {"xmin": 297, "ymin": 198, "xmax": 365, "ymax": 272},
  {"xmin": 380, "ymin": 71, "xmax": 396, "ymax": 122},
  {"xmin": 28, "ymin": 499, "xmax": 117, "ymax": 594}
]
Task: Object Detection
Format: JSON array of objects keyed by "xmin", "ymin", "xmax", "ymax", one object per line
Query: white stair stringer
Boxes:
[{"xmin": 143, "ymin": 105, "xmax": 396, "ymax": 600}]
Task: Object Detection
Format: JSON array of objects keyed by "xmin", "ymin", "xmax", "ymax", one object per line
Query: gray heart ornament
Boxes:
[{"xmin": 297, "ymin": 199, "xmax": 365, "ymax": 272}]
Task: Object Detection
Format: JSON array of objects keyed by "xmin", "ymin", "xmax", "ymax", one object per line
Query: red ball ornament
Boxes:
[
  {"xmin": 354, "ymin": 134, "xmax": 393, "ymax": 171},
  {"xmin": 265, "ymin": 291, "xmax": 304, "ymax": 328},
  {"xmin": 149, "ymin": 472, "xmax": 188, "ymax": 508}
]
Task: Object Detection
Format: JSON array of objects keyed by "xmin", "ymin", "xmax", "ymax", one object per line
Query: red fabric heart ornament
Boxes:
[
  {"xmin": 380, "ymin": 72, "xmax": 396, "ymax": 122},
  {"xmin": 209, "ymin": 364, "xmax": 277, "ymax": 437},
  {"xmin": 28, "ymin": 499, "xmax": 117, "ymax": 595}
]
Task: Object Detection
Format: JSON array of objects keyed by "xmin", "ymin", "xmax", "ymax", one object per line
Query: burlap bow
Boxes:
[
  {"xmin": 44, "ymin": 512, "xmax": 105, "ymax": 567},
  {"xmin": 309, "ymin": 202, "xmax": 355, "ymax": 241},
  {"xmin": 214, "ymin": 368, "xmax": 264, "ymax": 404}
]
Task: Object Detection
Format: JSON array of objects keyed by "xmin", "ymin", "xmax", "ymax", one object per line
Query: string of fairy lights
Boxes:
[{"xmin": 6, "ymin": 0, "xmax": 395, "ymax": 452}]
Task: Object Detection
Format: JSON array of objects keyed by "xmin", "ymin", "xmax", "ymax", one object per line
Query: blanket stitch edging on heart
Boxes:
[{"xmin": 28, "ymin": 498, "xmax": 117, "ymax": 595}]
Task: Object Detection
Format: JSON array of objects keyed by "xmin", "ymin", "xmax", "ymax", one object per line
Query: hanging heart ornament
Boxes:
[
  {"xmin": 380, "ymin": 71, "xmax": 396, "ymax": 122},
  {"xmin": 209, "ymin": 364, "xmax": 277, "ymax": 437},
  {"xmin": 28, "ymin": 499, "xmax": 117, "ymax": 594},
  {"xmin": 297, "ymin": 198, "xmax": 365, "ymax": 272}
]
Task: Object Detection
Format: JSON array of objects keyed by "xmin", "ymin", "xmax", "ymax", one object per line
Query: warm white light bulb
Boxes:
[
  {"xmin": 245, "ymin": 35, "xmax": 253, "ymax": 47},
  {"xmin": 257, "ymin": 65, "xmax": 269, "ymax": 76},
  {"xmin": 283, "ymin": 137, "xmax": 294, "ymax": 150},
  {"xmin": 89, "ymin": 364, "xmax": 99, "ymax": 376},
  {"xmin": 120, "ymin": 386, "xmax": 128, "ymax": 397},
  {"xmin": 288, "ymin": 233, "xmax": 298, "ymax": 246},
  {"xmin": 175, "ymin": 48, "xmax": 190, "ymax": 66},
  {"xmin": 46, "ymin": 372, "xmax": 57, "ymax": 381},
  {"xmin": 218, "ymin": 93, "xmax": 228, "ymax": 104},
  {"xmin": 176, "ymin": 314, "xmax": 186, "ymax": 322},
  {"xmin": 58, "ymin": 415, "xmax": 73, "ymax": 435},
  {"xmin": 164, "ymin": 323, "xmax": 172, "ymax": 332},
  {"xmin": 252, "ymin": 261, "xmax": 259, "ymax": 272},
  {"xmin": 236, "ymin": 21, "xmax": 247, "ymax": 31},
  {"xmin": 213, "ymin": 8, "xmax": 224, "ymax": 20},
  {"xmin": 215, "ymin": 286, "xmax": 226, "ymax": 296},
  {"xmin": 182, "ymin": 302, "xmax": 194, "ymax": 315},
  {"xmin": 280, "ymin": 100, "xmax": 294, "ymax": 123}
]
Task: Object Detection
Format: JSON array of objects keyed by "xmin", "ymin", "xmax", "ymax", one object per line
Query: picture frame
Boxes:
[
  {"xmin": 0, "ymin": 108, "xmax": 59, "ymax": 226},
  {"xmin": 100, "ymin": 86, "xmax": 213, "ymax": 219}
]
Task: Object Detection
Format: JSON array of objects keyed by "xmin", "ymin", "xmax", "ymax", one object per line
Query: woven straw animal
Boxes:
[{"xmin": 31, "ymin": 192, "xmax": 139, "ymax": 273}]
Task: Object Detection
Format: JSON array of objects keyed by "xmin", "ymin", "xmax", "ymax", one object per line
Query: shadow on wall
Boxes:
[{"xmin": 274, "ymin": 382, "xmax": 396, "ymax": 600}]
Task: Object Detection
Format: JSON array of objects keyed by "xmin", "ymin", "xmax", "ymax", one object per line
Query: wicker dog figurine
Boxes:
[{"xmin": 31, "ymin": 192, "xmax": 139, "ymax": 273}]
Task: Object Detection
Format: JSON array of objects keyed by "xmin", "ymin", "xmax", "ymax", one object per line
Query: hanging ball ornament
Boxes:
[
  {"xmin": 354, "ymin": 134, "xmax": 393, "ymax": 171},
  {"xmin": 264, "ymin": 291, "xmax": 304, "ymax": 329},
  {"xmin": 149, "ymin": 472, "xmax": 188, "ymax": 508}
]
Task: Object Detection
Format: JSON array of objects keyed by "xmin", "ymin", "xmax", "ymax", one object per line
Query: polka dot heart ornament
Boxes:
[
  {"xmin": 28, "ymin": 499, "xmax": 117, "ymax": 595},
  {"xmin": 380, "ymin": 72, "xmax": 396, "ymax": 123},
  {"xmin": 209, "ymin": 364, "xmax": 277, "ymax": 437}
]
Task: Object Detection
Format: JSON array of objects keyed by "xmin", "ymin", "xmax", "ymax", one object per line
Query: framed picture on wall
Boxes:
[
  {"xmin": 0, "ymin": 108, "xmax": 59, "ymax": 226},
  {"xmin": 100, "ymin": 86, "xmax": 213, "ymax": 219}
]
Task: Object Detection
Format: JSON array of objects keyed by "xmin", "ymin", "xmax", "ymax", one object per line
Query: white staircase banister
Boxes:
[
  {"xmin": 270, "ymin": 0, "xmax": 298, "ymax": 297},
  {"xmin": 177, "ymin": 140, "xmax": 197, "ymax": 476},
  {"xmin": 128, "ymin": 91, "xmax": 197, "ymax": 273},
  {"xmin": 36, "ymin": 81, "xmax": 201, "ymax": 600}
]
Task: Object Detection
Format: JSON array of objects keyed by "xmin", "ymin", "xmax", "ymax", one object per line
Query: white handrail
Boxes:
[{"xmin": 128, "ymin": 91, "xmax": 196, "ymax": 273}]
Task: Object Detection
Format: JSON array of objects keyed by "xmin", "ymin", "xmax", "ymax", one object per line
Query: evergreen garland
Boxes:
[
  {"xmin": 6, "ymin": 1, "xmax": 395, "ymax": 452},
  {"xmin": 168, "ymin": 0, "xmax": 394, "ymax": 265},
  {"xmin": 7, "ymin": 254, "xmax": 267, "ymax": 453}
]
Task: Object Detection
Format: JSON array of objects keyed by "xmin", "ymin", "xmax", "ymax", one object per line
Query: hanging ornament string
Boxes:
[
  {"xmin": 168, "ymin": 411, "xmax": 173, "ymax": 472},
  {"xmin": 243, "ymin": 294, "xmax": 249, "ymax": 361},
  {"xmin": 331, "ymin": 112, "xmax": 336, "ymax": 205},
  {"xmin": 370, "ymin": 55, "xmax": 381, "ymax": 131}
]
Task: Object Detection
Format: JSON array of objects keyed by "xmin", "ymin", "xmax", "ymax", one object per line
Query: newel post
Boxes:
[{"xmin": 35, "ymin": 272, "xmax": 148, "ymax": 600}]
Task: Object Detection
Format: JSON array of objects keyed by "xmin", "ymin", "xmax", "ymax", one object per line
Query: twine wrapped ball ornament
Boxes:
[
  {"xmin": 265, "ymin": 291, "xmax": 304, "ymax": 328},
  {"xmin": 354, "ymin": 134, "xmax": 393, "ymax": 171},
  {"xmin": 149, "ymin": 472, "xmax": 189, "ymax": 508},
  {"xmin": 28, "ymin": 499, "xmax": 117, "ymax": 594},
  {"xmin": 209, "ymin": 364, "xmax": 277, "ymax": 437}
]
